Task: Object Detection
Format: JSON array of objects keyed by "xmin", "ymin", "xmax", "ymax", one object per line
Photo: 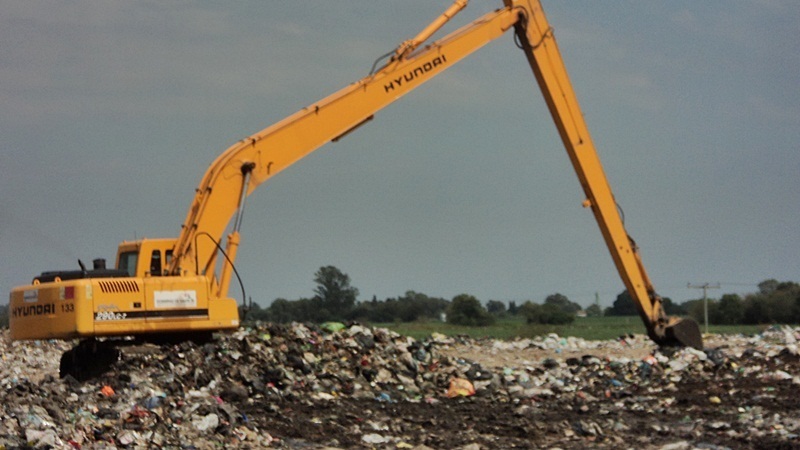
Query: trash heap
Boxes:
[{"xmin": 1, "ymin": 324, "xmax": 799, "ymax": 449}]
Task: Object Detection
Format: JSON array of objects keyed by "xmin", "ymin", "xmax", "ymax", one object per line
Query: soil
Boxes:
[{"xmin": 238, "ymin": 335, "xmax": 800, "ymax": 449}]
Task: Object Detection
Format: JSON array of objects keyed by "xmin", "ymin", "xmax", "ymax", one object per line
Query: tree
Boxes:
[
  {"xmin": 486, "ymin": 300, "xmax": 507, "ymax": 316},
  {"xmin": 771, "ymin": 282, "xmax": 800, "ymax": 323},
  {"xmin": 740, "ymin": 280, "xmax": 800, "ymax": 325},
  {"xmin": 793, "ymin": 294, "xmax": 800, "ymax": 325},
  {"xmin": 242, "ymin": 301, "xmax": 269, "ymax": 322},
  {"xmin": 519, "ymin": 301, "xmax": 542, "ymax": 324},
  {"xmin": 447, "ymin": 294, "xmax": 494, "ymax": 326},
  {"xmin": 313, "ymin": 266, "xmax": 359, "ymax": 320},
  {"xmin": 742, "ymin": 296, "xmax": 770, "ymax": 324},
  {"xmin": 263, "ymin": 298, "xmax": 297, "ymax": 323},
  {"xmin": 661, "ymin": 297, "xmax": 685, "ymax": 315},
  {"xmin": 507, "ymin": 301, "xmax": 519, "ymax": 316},
  {"xmin": 539, "ymin": 303, "xmax": 575, "ymax": 324},
  {"xmin": 716, "ymin": 294, "xmax": 744, "ymax": 325},
  {"xmin": 585, "ymin": 303, "xmax": 603, "ymax": 317},
  {"xmin": 681, "ymin": 298, "xmax": 713, "ymax": 325},
  {"xmin": 758, "ymin": 279, "xmax": 780, "ymax": 295},
  {"xmin": 606, "ymin": 290, "xmax": 682, "ymax": 318},
  {"xmin": 544, "ymin": 293, "xmax": 582, "ymax": 314},
  {"xmin": 605, "ymin": 291, "xmax": 638, "ymax": 316},
  {"xmin": 519, "ymin": 300, "xmax": 575, "ymax": 324},
  {"xmin": 346, "ymin": 291, "xmax": 449, "ymax": 323},
  {"xmin": 401, "ymin": 291, "xmax": 449, "ymax": 321}
]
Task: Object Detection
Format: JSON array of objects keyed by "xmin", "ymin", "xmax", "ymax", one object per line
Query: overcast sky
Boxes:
[{"xmin": 2, "ymin": 1, "xmax": 798, "ymax": 309}]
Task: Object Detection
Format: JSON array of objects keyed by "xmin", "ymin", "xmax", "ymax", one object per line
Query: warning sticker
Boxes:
[
  {"xmin": 154, "ymin": 290, "xmax": 198, "ymax": 309},
  {"xmin": 23, "ymin": 290, "xmax": 38, "ymax": 303}
]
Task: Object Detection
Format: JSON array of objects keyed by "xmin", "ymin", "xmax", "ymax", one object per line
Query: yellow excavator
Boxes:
[{"xmin": 9, "ymin": 0, "xmax": 702, "ymax": 376}]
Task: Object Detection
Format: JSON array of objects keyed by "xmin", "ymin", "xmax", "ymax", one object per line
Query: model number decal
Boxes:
[{"xmin": 95, "ymin": 311, "xmax": 128, "ymax": 321}]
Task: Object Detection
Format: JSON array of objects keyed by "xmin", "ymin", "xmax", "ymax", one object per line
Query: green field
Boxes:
[{"xmin": 372, "ymin": 316, "xmax": 768, "ymax": 341}]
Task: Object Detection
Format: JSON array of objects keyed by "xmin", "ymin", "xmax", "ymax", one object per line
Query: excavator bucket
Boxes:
[{"xmin": 663, "ymin": 318, "xmax": 703, "ymax": 350}]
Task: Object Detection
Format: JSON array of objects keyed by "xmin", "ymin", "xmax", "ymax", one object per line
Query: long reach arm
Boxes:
[
  {"xmin": 168, "ymin": 4, "xmax": 522, "ymax": 285},
  {"xmin": 170, "ymin": 0, "xmax": 702, "ymax": 349},
  {"xmin": 506, "ymin": 0, "xmax": 701, "ymax": 348}
]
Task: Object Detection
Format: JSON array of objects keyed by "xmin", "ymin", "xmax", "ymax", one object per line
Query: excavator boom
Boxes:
[{"xmin": 168, "ymin": 5, "xmax": 522, "ymax": 281}]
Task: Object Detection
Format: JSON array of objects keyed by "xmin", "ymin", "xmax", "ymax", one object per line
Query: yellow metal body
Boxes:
[
  {"xmin": 10, "ymin": 239, "xmax": 239, "ymax": 340},
  {"xmin": 9, "ymin": 0, "xmax": 698, "ymax": 347}
]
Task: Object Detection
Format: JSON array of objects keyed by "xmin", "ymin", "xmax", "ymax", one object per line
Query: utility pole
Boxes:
[{"xmin": 688, "ymin": 282, "xmax": 721, "ymax": 334}]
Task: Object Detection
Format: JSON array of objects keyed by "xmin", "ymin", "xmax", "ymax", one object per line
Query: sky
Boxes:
[{"xmin": 1, "ymin": 1, "xmax": 798, "ymax": 309}]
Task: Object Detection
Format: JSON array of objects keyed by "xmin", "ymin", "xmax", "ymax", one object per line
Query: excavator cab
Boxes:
[{"xmin": 115, "ymin": 239, "xmax": 175, "ymax": 278}]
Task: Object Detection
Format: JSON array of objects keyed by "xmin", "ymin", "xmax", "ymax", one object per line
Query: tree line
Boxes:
[
  {"xmin": 244, "ymin": 268, "xmax": 800, "ymax": 328},
  {"xmin": 682, "ymin": 280, "xmax": 800, "ymax": 325},
  {"xmin": 0, "ymin": 268, "xmax": 795, "ymax": 329},
  {"xmin": 244, "ymin": 266, "xmax": 588, "ymax": 326},
  {"xmin": 601, "ymin": 279, "xmax": 800, "ymax": 326}
]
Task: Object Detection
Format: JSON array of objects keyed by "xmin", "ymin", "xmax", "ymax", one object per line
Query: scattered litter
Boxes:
[{"xmin": 0, "ymin": 324, "xmax": 799, "ymax": 448}]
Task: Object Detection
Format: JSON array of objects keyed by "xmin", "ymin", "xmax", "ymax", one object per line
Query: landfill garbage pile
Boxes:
[{"xmin": 1, "ymin": 324, "xmax": 800, "ymax": 450}]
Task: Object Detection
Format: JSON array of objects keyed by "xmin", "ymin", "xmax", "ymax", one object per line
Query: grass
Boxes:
[{"xmin": 371, "ymin": 316, "xmax": 769, "ymax": 341}]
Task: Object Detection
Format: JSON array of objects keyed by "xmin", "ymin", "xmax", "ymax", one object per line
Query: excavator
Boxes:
[{"xmin": 9, "ymin": 0, "xmax": 702, "ymax": 377}]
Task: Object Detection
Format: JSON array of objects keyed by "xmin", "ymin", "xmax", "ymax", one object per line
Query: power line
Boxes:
[{"xmin": 717, "ymin": 281, "xmax": 759, "ymax": 287}]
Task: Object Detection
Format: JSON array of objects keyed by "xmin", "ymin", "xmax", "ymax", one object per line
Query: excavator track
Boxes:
[
  {"xmin": 60, "ymin": 332, "xmax": 214, "ymax": 381},
  {"xmin": 59, "ymin": 339, "xmax": 121, "ymax": 382}
]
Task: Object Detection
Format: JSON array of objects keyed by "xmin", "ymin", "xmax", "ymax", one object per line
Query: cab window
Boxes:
[
  {"xmin": 118, "ymin": 251, "xmax": 138, "ymax": 277},
  {"xmin": 150, "ymin": 250, "xmax": 162, "ymax": 276}
]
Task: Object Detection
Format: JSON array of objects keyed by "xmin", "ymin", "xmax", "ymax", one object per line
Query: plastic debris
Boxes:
[
  {"xmin": 446, "ymin": 378, "xmax": 476, "ymax": 397},
  {"xmin": 193, "ymin": 413, "xmax": 220, "ymax": 432},
  {"xmin": 362, "ymin": 432, "xmax": 391, "ymax": 444},
  {"xmin": 100, "ymin": 385, "xmax": 115, "ymax": 397}
]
